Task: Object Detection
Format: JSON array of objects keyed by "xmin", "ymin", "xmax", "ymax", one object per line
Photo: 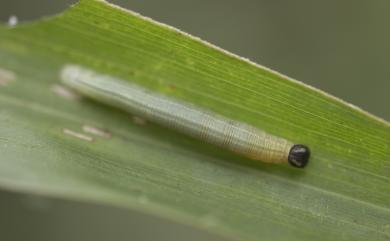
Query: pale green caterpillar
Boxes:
[{"xmin": 60, "ymin": 65, "xmax": 310, "ymax": 168}]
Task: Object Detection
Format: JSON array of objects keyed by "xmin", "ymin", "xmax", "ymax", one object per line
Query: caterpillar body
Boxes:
[{"xmin": 61, "ymin": 65, "xmax": 310, "ymax": 168}]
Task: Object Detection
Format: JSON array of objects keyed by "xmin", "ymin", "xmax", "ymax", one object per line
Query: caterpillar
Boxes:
[{"xmin": 60, "ymin": 65, "xmax": 310, "ymax": 168}]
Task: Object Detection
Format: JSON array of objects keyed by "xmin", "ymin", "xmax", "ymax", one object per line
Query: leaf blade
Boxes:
[{"xmin": 0, "ymin": 0, "xmax": 389, "ymax": 240}]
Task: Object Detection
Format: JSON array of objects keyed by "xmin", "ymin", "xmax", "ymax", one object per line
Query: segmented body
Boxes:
[{"xmin": 61, "ymin": 65, "xmax": 293, "ymax": 164}]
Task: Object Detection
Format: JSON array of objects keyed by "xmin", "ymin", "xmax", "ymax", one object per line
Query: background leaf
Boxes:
[{"xmin": 0, "ymin": 0, "xmax": 389, "ymax": 240}]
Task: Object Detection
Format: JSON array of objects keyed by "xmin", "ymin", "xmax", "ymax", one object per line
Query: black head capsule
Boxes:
[{"xmin": 288, "ymin": 144, "xmax": 310, "ymax": 168}]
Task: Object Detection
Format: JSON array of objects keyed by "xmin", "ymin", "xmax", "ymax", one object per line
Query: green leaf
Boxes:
[{"xmin": 0, "ymin": 0, "xmax": 389, "ymax": 240}]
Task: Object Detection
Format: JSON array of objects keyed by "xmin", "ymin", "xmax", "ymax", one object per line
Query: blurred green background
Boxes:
[{"xmin": 0, "ymin": 0, "xmax": 389, "ymax": 240}]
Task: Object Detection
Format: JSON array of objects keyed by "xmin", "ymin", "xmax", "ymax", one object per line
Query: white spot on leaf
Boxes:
[
  {"xmin": 8, "ymin": 15, "xmax": 18, "ymax": 27},
  {"xmin": 51, "ymin": 84, "xmax": 81, "ymax": 100},
  {"xmin": 0, "ymin": 68, "xmax": 16, "ymax": 86},
  {"xmin": 63, "ymin": 128, "xmax": 93, "ymax": 142}
]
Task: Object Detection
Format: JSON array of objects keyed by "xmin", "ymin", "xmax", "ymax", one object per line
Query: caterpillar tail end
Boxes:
[{"xmin": 288, "ymin": 144, "xmax": 310, "ymax": 168}]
